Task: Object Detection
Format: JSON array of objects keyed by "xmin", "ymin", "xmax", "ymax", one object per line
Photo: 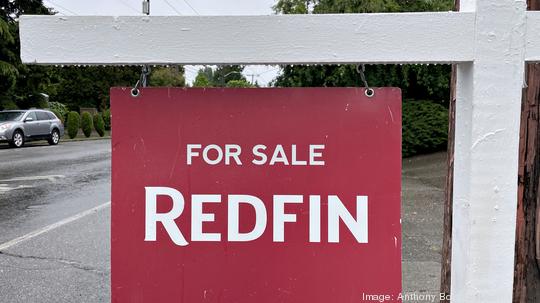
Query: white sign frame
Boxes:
[{"xmin": 19, "ymin": 0, "xmax": 538, "ymax": 301}]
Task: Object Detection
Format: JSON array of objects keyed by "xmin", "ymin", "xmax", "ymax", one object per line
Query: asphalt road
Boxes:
[
  {"xmin": 0, "ymin": 139, "xmax": 446, "ymax": 303},
  {"xmin": 0, "ymin": 140, "xmax": 111, "ymax": 302},
  {"xmin": 402, "ymin": 152, "xmax": 446, "ymax": 300}
]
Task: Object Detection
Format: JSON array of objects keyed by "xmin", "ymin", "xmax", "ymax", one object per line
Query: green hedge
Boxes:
[
  {"xmin": 81, "ymin": 112, "xmax": 93, "ymax": 138},
  {"xmin": 103, "ymin": 109, "xmax": 111, "ymax": 130},
  {"xmin": 93, "ymin": 113, "xmax": 105, "ymax": 137},
  {"xmin": 66, "ymin": 112, "xmax": 80, "ymax": 139},
  {"xmin": 403, "ymin": 100, "xmax": 448, "ymax": 157}
]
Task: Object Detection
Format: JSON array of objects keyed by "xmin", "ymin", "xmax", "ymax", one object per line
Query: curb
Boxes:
[{"xmin": 63, "ymin": 136, "xmax": 111, "ymax": 142}]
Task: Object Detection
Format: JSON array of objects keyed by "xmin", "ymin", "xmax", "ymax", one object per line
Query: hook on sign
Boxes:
[
  {"xmin": 356, "ymin": 65, "xmax": 374, "ymax": 98},
  {"xmin": 132, "ymin": 1, "xmax": 151, "ymax": 97},
  {"xmin": 131, "ymin": 65, "xmax": 151, "ymax": 97}
]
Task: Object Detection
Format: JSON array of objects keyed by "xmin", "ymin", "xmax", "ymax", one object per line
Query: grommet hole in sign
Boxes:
[
  {"xmin": 365, "ymin": 88, "xmax": 375, "ymax": 97},
  {"xmin": 131, "ymin": 87, "xmax": 140, "ymax": 97}
]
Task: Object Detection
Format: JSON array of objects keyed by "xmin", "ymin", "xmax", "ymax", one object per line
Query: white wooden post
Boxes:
[
  {"xmin": 451, "ymin": 0, "xmax": 527, "ymax": 301},
  {"xmin": 18, "ymin": 5, "xmax": 540, "ymax": 302}
]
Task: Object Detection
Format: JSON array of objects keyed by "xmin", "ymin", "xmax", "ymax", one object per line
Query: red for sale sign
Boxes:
[{"xmin": 111, "ymin": 87, "xmax": 402, "ymax": 303}]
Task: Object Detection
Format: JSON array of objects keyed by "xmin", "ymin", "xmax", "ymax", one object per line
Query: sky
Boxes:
[{"xmin": 41, "ymin": 0, "xmax": 281, "ymax": 86}]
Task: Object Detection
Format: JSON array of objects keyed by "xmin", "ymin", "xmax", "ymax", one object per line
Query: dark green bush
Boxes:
[
  {"xmin": 66, "ymin": 111, "xmax": 80, "ymax": 139},
  {"xmin": 48, "ymin": 102, "xmax": 68, "ymax": 120},
  {"xmin": 102, "ymin": 109, "xmax": 111, "ymax": 130},
  {"xmin": 81, "ymin": 112, "xmax": 93, "ymax": 138},
  {"xmin": 93, "ymin": 113, "xmax": 105, "ymax": 137},
  {"xmin": 403, "ymin": 100, "xmax": 448, "ymax": 157}
]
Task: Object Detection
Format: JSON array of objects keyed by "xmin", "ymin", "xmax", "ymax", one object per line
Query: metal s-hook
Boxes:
[
  {"xmin": 356, "ymin": 64, "xmax": 374, "ymax": 98},
  {"xmin": 131, "ymin": 65, "xmax": 151, "ymax": 97},
  {"xmin": 132, "ymin": 1, "xmax": 151, "ymax": 97}
]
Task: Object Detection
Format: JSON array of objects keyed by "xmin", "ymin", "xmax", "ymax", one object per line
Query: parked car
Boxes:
[{"xmin": 0, "ymin": 110, "xmax": 65, "ymax": 148}]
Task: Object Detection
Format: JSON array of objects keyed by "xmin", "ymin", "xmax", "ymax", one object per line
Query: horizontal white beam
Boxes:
[
  {"xmin": 526, "ymin": 11, "xmax": 540, "ymax": 62},
  {"xmin": 20, "ymin": 13, "xmax": 476, "ymax": 65}
]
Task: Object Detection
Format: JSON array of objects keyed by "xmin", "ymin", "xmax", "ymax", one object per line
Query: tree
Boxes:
[
  {"xmin": 0, "ymin": 18, "xmax": 18, "ymax": 109},
  {"xmin": 0, "ymin": 0, "xmax": 51, "ymax": 16},
  {"xmin": 0, "ymin": 0, "xmax": 53, "ymax": 110},
  {"xmin": 193, "ymin": 73, "xmax": 212, "ymax": 87},
  {"xmin": 0, "ymin": 1, "xmax": 150, "ymax": 111},
  {"xmin": 273, "ymin": 0, "xmax": 311, "ymax": 14},
  {"xmin": 272, "ymin": 0, "xmax": 454, "ymax": 104},
  {"xmin": 213, "ymin": 65, "xmax": 246, "ymax": 86},
  {"xmin": 273, "ymin": 0, "xmax": 453, "ymax": 14},
  {"xmin": 43, "ymin": 66, "xmax": 140, "ymax": 111},
  {"xmin": 226, "ymin": 79, "xmax": 254, "ymax": 88},
  {"xmin": 192, "ymin": 66, "xmax": 249, "ymax": 87},
  {"xmin": 149, "ymin": 66, "xmax": 185, "ymax": 87},
  {"xmin": 193, "ymin": 67, "xmax": 214, "ymax": 87}
]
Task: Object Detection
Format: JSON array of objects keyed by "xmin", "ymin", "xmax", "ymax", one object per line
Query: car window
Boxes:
[
  {"xmin": 46, "ymin": 112, "xmax": 57, "ymax": 120},
  {"xmin": 0, "ymin": 112, "xmax": 25, "ymax": 122},
  {"xmin": 26, "ymin": 112, "xmax": 37, "ymax": 121},
  {"xmin": 36, "ymin": 111, "xmax": 50, "ymax": 121}
]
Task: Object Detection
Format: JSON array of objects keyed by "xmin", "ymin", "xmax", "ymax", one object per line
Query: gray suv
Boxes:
[{"xmin": 0, "ymin": 110, "xmax": 65, "ymax": 148}]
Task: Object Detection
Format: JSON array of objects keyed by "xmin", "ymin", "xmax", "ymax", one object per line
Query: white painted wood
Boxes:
[
  {"xmin": 526, "ymin": 11, "xmax": 540, "ymax": 62},
  {"xmin": 19, "ymin": 13, "xmax": 475, "ymax": 65},
  {"xmin": 18, "ymin": 4, "xmax": 540, "ymax": 303},
  {"xmin": 451, "ymin": 0, "xmax": 526, "ymax": 302}
]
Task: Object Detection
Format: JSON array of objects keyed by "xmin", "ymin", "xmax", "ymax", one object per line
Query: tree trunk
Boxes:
[
  {"xmin": 513, "ymin": 61, "xmax": 540, "ymax": 302},
  {"xmin": 438, "ymin": 2, "xmax": 459, "ymax": 301}
]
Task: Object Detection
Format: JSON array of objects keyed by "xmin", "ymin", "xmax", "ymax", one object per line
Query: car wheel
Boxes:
[
  {"xmin": 48, "ymin": 129, "xmax": 60, "ymax": 145},
  {"xmin": 10, "ymin": 130, "xmax": 24, "ymax": 148}
]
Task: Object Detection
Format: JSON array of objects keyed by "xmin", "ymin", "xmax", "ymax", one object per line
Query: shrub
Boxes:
[
  {"xmin": 102, "ymin": 109, "xmax": 111, "ymax": 130},
  {"xmin": 93, "ymin": 113, "xmax": 105, "ymax": 137},
  {"xmin": 402, "ymin": 100, "xmax": 449, "ymax": 157},
  {"xmin": 48, "ymin": 102, "xmax": 68, "ymax": 119},
  {"xmin": 81, "ymin": 112, "xmax": 93, "ymax": 138},
  {"xmin": 66, "ymin": 111, "xmax": 80, "ymax": 139}
]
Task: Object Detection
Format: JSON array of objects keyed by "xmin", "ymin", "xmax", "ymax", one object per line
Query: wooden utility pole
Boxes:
[
  {"xmin": 439, "ymin": 69, "xmax": 456, "ymax": 302},
  {"xmin": 514, "ymin": 63, "xmax": 540, "ymax": 303},
  {"xmin": 439, "ymin": 2, "xmax": 459, "ymax": 302},
  {"xmin": 513, "ymin": 1, "xmax": 540, "ymax": 300}
]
